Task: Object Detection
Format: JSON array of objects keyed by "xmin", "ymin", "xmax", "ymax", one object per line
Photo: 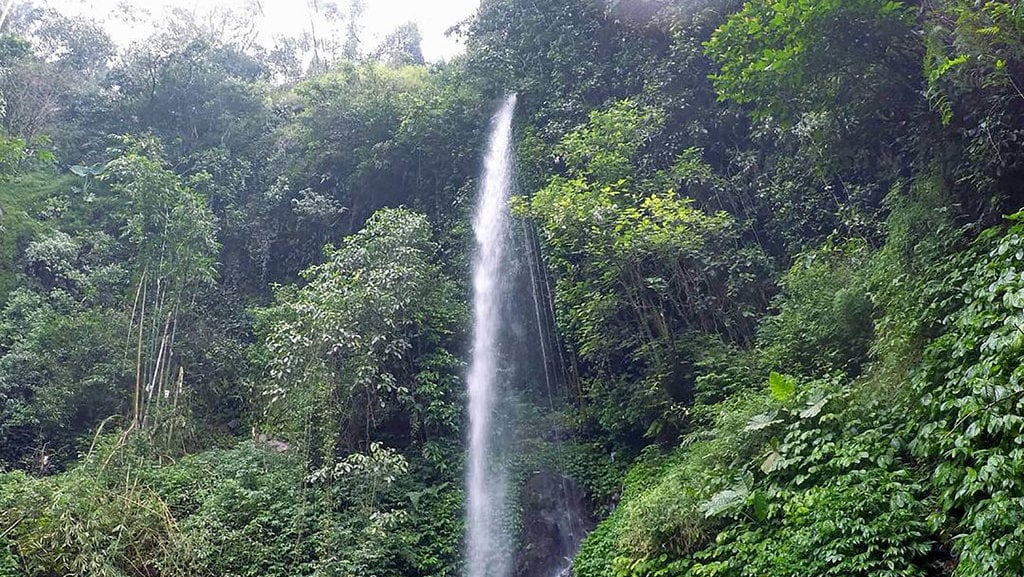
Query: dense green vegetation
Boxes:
[{"xmin": 2, "ymin": 0, "xmax": 1024, "ymax": 575}]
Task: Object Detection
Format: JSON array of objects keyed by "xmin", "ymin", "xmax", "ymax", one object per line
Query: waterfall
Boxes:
[{"xmin": 466, "ymin": 94, "xmax": 518, "ymax": 577}]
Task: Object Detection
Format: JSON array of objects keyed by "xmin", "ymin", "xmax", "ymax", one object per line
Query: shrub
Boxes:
[
  {"xmin": 911, "ymin": 210, "xmax": 1024, "ymax": 576},
  {"xmin": 758, "ymin": 242, "xmax": 874, "ymax": 379}
]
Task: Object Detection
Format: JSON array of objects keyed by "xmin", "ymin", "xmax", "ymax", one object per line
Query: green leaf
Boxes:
[
  {"xmin": 751, "ymin": 490, "xmax": 769, "ymax": 521},
  {"xmin": 799, "ymin": 395, "xmax": 829, "ymax": 419},
  {"xmin": 769, "ymin": 371, "xmax": 796, "ymax": 401},
  {"xmin": 744, "ymin": 412, "xmax": 782, "ymax": 431},
  {"xmin": 69, "ymin": 163, "xmax": 106, "ymax": 177},
  {"xmin": 703, "ymin": 484, "xmax": 749, "ymax": 518}
]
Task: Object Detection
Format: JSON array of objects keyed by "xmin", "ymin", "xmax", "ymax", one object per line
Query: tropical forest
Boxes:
[{"xmin": 1, "ymin": 0, "xmax": 1023, "ymax": 575}]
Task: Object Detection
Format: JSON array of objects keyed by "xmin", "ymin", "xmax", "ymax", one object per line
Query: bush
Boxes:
[
  {"xmin": 0, "ymin": 463, "xmax": 181, "ymax": 577},
  {"xmin": 693, "ymin": 469, "xmax": 933, "ymax": 577},
  {"xmin": 580, "ymin": 366, "xmax": 944, "ymax": 577},
  {"xmin": 574, "ymin": 389, "xmax": 787, "ymax": 577},
  {"xmin": 758, "ymin": 242, "xmax": 874, "ymax": 379},
  {"xmin": 911, "ymin": 210, "xmax": 1024, "ymax": 576}
]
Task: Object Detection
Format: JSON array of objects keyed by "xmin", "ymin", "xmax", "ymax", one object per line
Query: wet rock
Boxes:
[{"xmin": 515, "ymin": 471, "xmax": 593, "ymax": 577}]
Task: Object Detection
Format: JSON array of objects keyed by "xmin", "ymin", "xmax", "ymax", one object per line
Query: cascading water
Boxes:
[
  {"xmin": 466, "ymin": 94, "xmax": 518, "ymax": 577},
  {"xmin": 466, "ymin": 94, "xmax": 591, "ymax": 577}
]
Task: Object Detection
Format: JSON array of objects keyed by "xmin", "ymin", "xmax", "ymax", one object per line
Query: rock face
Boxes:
[{"xmin": 515, "ymin": 471, "xmax": 593, "ymax": 577}]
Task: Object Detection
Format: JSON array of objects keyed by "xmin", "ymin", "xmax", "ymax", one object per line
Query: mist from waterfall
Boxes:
[{"xmin": 466, "ymin": 94, "xmax": 518, "ymax": 577}]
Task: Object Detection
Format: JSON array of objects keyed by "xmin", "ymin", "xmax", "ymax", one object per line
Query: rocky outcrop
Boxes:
[{"xmin": 515, "ymin": 471, "xmax": 593, "ymax": 577}]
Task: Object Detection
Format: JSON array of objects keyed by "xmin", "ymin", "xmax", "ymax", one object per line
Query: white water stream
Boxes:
[{"xmin": 466, "ymin": 94, "xmax": 518, "ymax": 577}]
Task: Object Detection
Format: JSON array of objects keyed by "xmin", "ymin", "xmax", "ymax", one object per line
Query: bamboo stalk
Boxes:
[
  {"xmin": 133, "ymin": 280, "xmax": 148, "ymax": 428},
  {"xmin": 125, "ymin": 271, "xmax": 146, "ymax": 359},
  {"xmin": 168, "ymin": 366, "xmax": 184, "ymax": 447},
  {"xmin": 146, "ymin": 312, "xmax": 173, "ymax": 430}
]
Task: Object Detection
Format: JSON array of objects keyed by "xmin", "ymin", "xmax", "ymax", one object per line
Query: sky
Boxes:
[{"xmin": 43, "ymin": 0, "xmax": 481, "ymax": 62}]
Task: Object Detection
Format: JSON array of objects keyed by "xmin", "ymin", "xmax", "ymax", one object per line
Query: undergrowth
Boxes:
[{"xmin": 575, "ymin": 189, "xmax": 1024, "ymax": 577}]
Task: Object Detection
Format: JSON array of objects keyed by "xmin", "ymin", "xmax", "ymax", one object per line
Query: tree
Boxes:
[
  {"xmin": 705, "ymin": 0, "xmax": 925, "ymax": 250},
  {"xmin": 923, "ymin": 0, "xmax": 1024, "ymax": 218},
  {"xmin": 0, "ymin": 34, "xmax": 59, "ymax": 140},
  {"xmin": 523, "ymin": 100, "xmax": 771, "ymax": 443},
  {"xmin": 373, "ymin": 22, "xmax": 425, "ymax": 67},
  {"xmin": 462, "ymin": 0, "xmax": 672, "ymax": 134},
  {"xmin": 257, "ymin": 208, "xmax": 463, "ymax": 462},
  {"xmin": 102, "ymin": 137, "xmax": 219, "ymax": 441},
  {"xmin": 108, "ymin": 31, "xmax": 270, "ymax": 159},
  {"xmin": 265, "ymin": 62, "xmax": 487, "ymax": 280},
  {"xmin": 0, "ymin": 11, "xmax": 114, "ymax": 147},
  {"xmin": 0, "ymin": 288, "xmax": 129, "ymax": 470}
]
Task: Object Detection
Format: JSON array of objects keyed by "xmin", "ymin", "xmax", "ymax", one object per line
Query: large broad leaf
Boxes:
[
  {"xmin": 744, "ymin": 412, "xmax": 781, "ymax": 431},
  {"xmin": 769, "ymin": 371, "xmax": 796, "ymax": 401},
  {"xmin": 70, "ymin": 163, "xmax": 107, "ymax": 177},
  {"xmin": 703, "ymin": 484, "xmax": 749, "ymax": 519},
  {"xmin": 761, "ymin": 451, "xmax": 781, "ymax": 474},
  {"xmin": 751, "ymin": 490, "xmax": 770, "ymax": 521},
  {"xmin": 800, "ymin": 394, "xmax": 830, "ymax": 419}
]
